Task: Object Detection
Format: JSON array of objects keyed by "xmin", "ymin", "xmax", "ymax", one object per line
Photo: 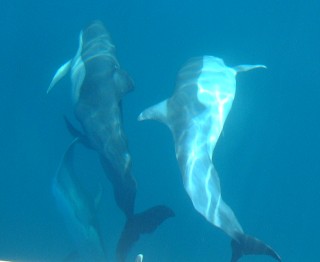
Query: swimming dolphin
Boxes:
[
  {"xmin": 48, "ymin": 20, "xmax": 174, "ymax": 261},
  {"xmin": 52, "ymin": 138, "xmax": 107, "ymax": 261},
  {"xmin": 138, "ymin": 56, "xmax": 281, "ymax": 261}
]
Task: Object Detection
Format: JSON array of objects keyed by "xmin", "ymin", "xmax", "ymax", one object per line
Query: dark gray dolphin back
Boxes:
[
  {"xmin": 82, "ymin": 20, "xmax": 116, "ymax": 59},
  {"xmin": 79, "ymin": 20, "xmax": 133, "ymax": 100},
  {"xmin": 74, "ymin": 20, "xmax": 133, "ymax": 178}
]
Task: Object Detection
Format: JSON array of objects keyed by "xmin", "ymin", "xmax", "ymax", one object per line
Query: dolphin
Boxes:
[
  {"xmin": 52, "ymin": 138, "xmax": 107, "ymax": 261},
  {"xmin": 138, "ymin": 56, "xmax": 281, "ymax": 261},
  {"xmin": 48, "ymin": 20, "xmax": 174, "ymax": 261}
]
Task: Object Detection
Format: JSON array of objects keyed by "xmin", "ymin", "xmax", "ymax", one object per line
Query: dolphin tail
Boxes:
[
  {"xmin": 47, "ymin": 60, "xmax": 72, "ymax": 93},
  {"xmin": 230, "ymin": 232, "xmax": 281, "ymax": 262},
  {"xmin": 116, "ymin": 205, "xmax": 175, "ymax": 262}
]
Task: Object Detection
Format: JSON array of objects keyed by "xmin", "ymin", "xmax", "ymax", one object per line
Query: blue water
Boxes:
[{"xmin": 1, "ymin": 0, "xmax": 319, "ymax": 261}]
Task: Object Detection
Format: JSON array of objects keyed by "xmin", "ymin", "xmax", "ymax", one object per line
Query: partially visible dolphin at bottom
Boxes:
[
  {"xmin": 138, "ymin": 56, "xmax": 281, "ymax": 261},
  {"xmin": 52, "ymin": 138, "xmax": 107, "ymax": 262},
  {"xmin": 48, "ymin": 20, "xmax": 174, "ymax": 261}
]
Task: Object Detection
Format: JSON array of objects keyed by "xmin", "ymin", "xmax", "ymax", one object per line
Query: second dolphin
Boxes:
[{"xmin": 48, "ymin": 20, "xmax": 174, "ymax": 262}]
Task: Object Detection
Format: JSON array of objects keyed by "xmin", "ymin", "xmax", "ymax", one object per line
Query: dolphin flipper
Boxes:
[
  {"xmin": 47, "ymin": 60, "xmax": 72, "ymax": 93},
  {"xmin": 116, "ymin": 205, "xmax": 175, "ymax": 262}
]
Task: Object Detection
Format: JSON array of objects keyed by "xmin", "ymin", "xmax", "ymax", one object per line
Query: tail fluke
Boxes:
[
  {"xmin": 231, "ymin": 232, "xmax": 281, "ymax": 262},
  {"xmin": 116, "ymin": 205, "xmax": 175, "ymax": 262}
]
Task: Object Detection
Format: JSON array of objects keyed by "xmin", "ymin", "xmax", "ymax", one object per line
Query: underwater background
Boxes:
[{"xmin": 1, "ymin": 0, "xmax": 319, "ymax": 261}]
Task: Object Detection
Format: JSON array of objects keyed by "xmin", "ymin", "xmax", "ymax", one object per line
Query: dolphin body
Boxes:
[
  {"xmin": 48, "ymin": 21, "xmax": 174, "ymax": 261},
  {"xmin": 138, "ymin": 56, "xmax": 281, "ymax": 261},
  {"xmin": 52, "ymin": 138, "xmax": 107, "ymax": 262}
]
